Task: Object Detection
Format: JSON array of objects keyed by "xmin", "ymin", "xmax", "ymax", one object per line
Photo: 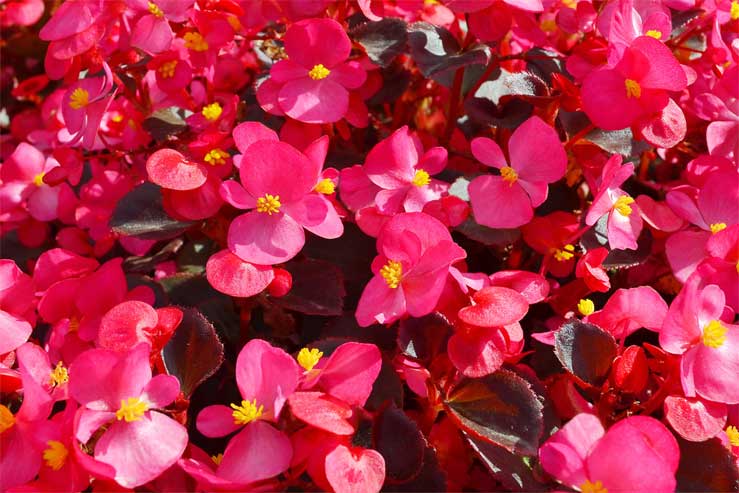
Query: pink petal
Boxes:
[
  {"xmin": 636, "ymin": 195, "xmax": 684, "ymax": 232},
  {"xmin": 448, "ymin": 326, "xmax": 506, "ymax": 377},
  {"xmin": 206, "ymin": 249, "xmax": 274, "ymax": 298},
  {"xmin": 697, "ymin": 170, "xmax": 739, "ymax": 227},
  {"xmin": 227, "ymin": 211, "xmax": 305, "ymax": 265},
  {"xmin": 588, "ymin": 286, "xmax": 667, "ymax": 339},
  {"xmin": 270, "ymin": 59, "xmax": 309, "ymax": 84},
  {"xmin": 539, "ymin": 413, "xmax": 604, "ymax": 487},
  {"xmin": 238, "ymin": 140, "xmax": 317, "ymax": 202},
  {"xmin": 606, "ymin": 205, "xmax": 643, "ymax": 250},
  {"xmin": 283, "ymin": 18, "xmax": 350, "ymax": 69},
  {"xmin": 665, "ymin": 230, "xmax": 708, "ymax": 282},
  {"xmin": 219, "ymin": 180, "xmax": 257, "ymax": 210},
  {"xmin": 131, "ymin": 15, "xmax": 173, "ymax": 53},
  {"xmin": 707, "ymin": 121, "xmax": 739, "ymax": 160},
  {"xmin": 364, "ymin": 126, "xmax": 418, "ymax": 189},
  {"xmin": 317, "ymin": 343, "xmax": 382, "ymax": 407},
  {"xmin": 329, "ymin": 61, "xmax": 367, "ymax": 89},
  {"xmin": 97, "ymin": 300, "xmax": 158, "ymax": 352},
  {"xmin": 285, "ymin": 194, "xmax": 343, "ymax": 239},
  {"xmin": 217, "ymin": 421, "xmax": 292, "ymax": 484},
  {"xmin": 458, "ymin": 286, "xmax": 529, "ymax": 328},
  {"xmin": 355, "ymin": 275, "xmax": 407, "ymax": 327},
  {"xmin": 581, "ymin": 68, "xmax": 643, "ymax": 130},
  {"xmin": 232, "ymin": 121, "xmax": 278, "ymax": 154},
  {"xmin": 141, "ymin": 374, "xmax": 180, "ymax": 408},
  {"xmin": 196, "ymin": 405, "xmax": 241, "ymax": 438},
  {"xmin": 630, "ymin": 36, "xmax": 687, "ymax": 91},
  {"xmin": 469, "ymin": 175, "xmax": 533, "ymax": 228},
  {"xmin": 692, "ymin": 325, "xmax": 739, "ymax": 404},
  {"xmin": 146, "ymin": 149, "xmax": 207, "ymax": 191},
  {"xmin": 325, "ymin": 445, "xmax": 386, "ymax": 493},
  {"xmin": 279, "ymin": 78, "xmax": 349, "ymax": 124},
  {"xmin": 663, "ymin": 395, "xmax": 727, "ymax": 442},
  {"xmin": 0, "ymin": 310, "xmax": 32, "ymax": 354},
  {"xmin": 418, "ymin": 147, "xmax": 448, "ymax": 175},
  {"xmin": 288, "ymin": 391, "xmax": 355, "ymax": 435},
  {"xmin": 508, "ymin": 116, "xmax": 566, "ymax": 183},
  {"xmin": 471, "ymin": 137, "xmax": 506, "ymax": 169},
  {"xmin": 27, "ymin": 185, "xmax": 60, "ymax": 222}
]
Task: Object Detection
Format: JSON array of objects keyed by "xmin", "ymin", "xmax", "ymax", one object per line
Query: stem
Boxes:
[
  {"xmin": 443, "ymin": 68, "xmax": 465, "ymax": 143},
  {"xmin": 565, "ymin": 123, "xmax": 596, "ymax": 150}
]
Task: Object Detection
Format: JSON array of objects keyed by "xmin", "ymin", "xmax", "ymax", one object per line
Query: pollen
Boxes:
[
  {"xmin": 702, "ymin": 320, "xmax": 728, "ymax": 348},
  {"xmin": 412, "ymin": 169, "xmax": 431, "ymax": 187},
  {"xmin": 33, "ymin": 172, "xmax": 45, "ymax": 187},
  {"xmin": 184, "ymin": 32, "xmax": 209, "ymax": 52},
  {"xmin": 231, "ymin": 399, "xmax": 263, "ymax": 425},
  {"xmin": 554, "ymin": 243, "xmax": 575, "ymax": 262},
  {"xmin": 308, "ymin": 64, "xmax": 331, "ymax": 80},
  {"xmin": 645, "ymin": 30, "xmax": 662, "ymax": 39},
  {"xmin": 49, "ymin": 361, "xmax": 69, "ymax": 387},
  {"xmin": 710, "ymin": 222, "xmax": 727, "ymax": 234},
  {"xmin": 613, "ymin": 195, "xmax": 635, "ymax": 216},
  {"xmin": 0, "ymin": 404, "xmax": 15, "ymax": 433},
  {"xmin": 204, "ymin": 148, "xmax": 229, "ymax": 166},
  {"xmin": 68, "ymin": 317, "xmax": 80, "ymax": 332},
  {"xmin": 578, "ymin": 298, "xmax": 595, "ymax": 316},
  {"xmin": 201, "ymin": 102, "xmax": 223, "ymax": 121},
  {"xmin": 581, "ymin": 479, "xmax": 608, "ymax": 493},
  {"xmin": 158, "ymin": 60, "xmax": 178, "ymax": 79},
  {"xmin": 148, "ymin": 1, "xmax": 164, "ymax": 17},
  {"xmin": 380, "ymin": 260, "xmax": 403, "ymax": 288},
  {"xmin": 211, "ymin": 453, "xmax": 224, "ymax": 465},
  {"xmin": 69, "ymin": 88, "xmax": 90, "ymax": 110},
  {"xmin": 256, "ymin": 194, "xmax": 281, "ymax": 215},
  {"xmin": 43, "ymin": 440, "xmax": 69, "ymax": 471},
  {"xmin": 624, "ymin": 78, "xmax": 641, "ymax": 98},
  {"xmin": 314, "ymin": 178, "xmax": 336, "ymax": 194},
  {"xmin": 726, "ymin": 425, "xmax": 739, "ymax": 447},
  {"xmin": 731, "ymin": 0, "xmax": 739, "ymax": 21},
  {"xmin": 111, "ymin": 113, "xmax": 124, "ymax": 123},
  {"xmin": 500, "ymin": 166, "xmax": 518, "ymax": 185},
  {"xmin": 115, "ymin": 397, "xmax": 149, "ymax": 422},
  {"xmin": 297, "ymin": 347, "xmax": 324, "ymax": 371}
]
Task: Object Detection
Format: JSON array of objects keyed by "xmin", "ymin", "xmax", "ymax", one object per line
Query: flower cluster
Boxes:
[{"xmin": 1, "ymin": 0, "xmax": 739, "ymax": 491}]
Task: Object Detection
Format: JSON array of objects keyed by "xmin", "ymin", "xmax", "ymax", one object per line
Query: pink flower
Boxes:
[
  {"xmin": 660, "ymin": 277, "xmax": 739, "ymax": 404},
  {"xmin": 581, "ymin": 35, "xmax": 687, "ymax": 132},
  {"xmin": 587, "ymin": 286, "xmax": 667, "ymax": 338},
  {"xmin": 192, "ymin": 339, "xmax": 298, "ymax": 487},
  {"xmin": 445, "ymin": 0, "xmax": 544, "ymax": 42},
  {"xmin": 0, "ymin": 0, "xmax": 44, "ymax": 28},
  {"xmin": 60, "ymin": 64, "xmax": 116, "ymax": 149},
  {"xmin": 539, "ymin": 413, "xmax": 679, "ymax": 492},
  {"xmin": 127, "ymin": 0, "xmax": 195, "ymax": 54},
  {"xmin": 695, "ymin": 224, "xmax": 739, "ymax": 311},
  {"xmin": 257, "ymin": 18, "xmax": 367, "ymax": 124},
  {"xmin": 206, "ymin": 249, "xmax": 275, "ymax": 298},
  {"xmin": 356, "ymin": 212, "xmax": 466, "ymax": 326},
  {"xmin": 69, "ymin": 343, "xmax": 187, "ymax": 488},
  {"xmin": 585, "ymin": 154, "xmax": 643, "ymax": 250},
  {"xmin": 0, "ymin": 259, "xmax": 35, "ymax": 355},
  {"xmin": 221, "ymin": 122, "xmax": 343, "ymax": 265},
  {"xmin": 468, "ymin": 116, "xmax": 567, "ymax": 229}
]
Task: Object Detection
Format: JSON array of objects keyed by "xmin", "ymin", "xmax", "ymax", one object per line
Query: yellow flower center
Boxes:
[
  {"xmin": 231, "ymin": 399, "xmax": 263, "ymax": 425},
  {"xmin": 380, "ymin": 260, "xmax": 403, "ymax": 289},
  {"xmin": 500, "ymin": 166, "xmax": 518, "ymax": 185},
  {"xmin": 314, "ymin": 178, "xmax": 336, "ymax": 194},
  {"xmin": 624, "ymin": 79, "xmax": 641, "ymax": 99},
  {"xmin": 702, "ymin": 320, "xmax": 728, "ymax": 348},
  {"xmin": 148, "ymin": 1, "xmax": 164, "ymax": 17},
  {"xmin": 227, "ymin": 14, "xmax": 241, "ymax": 31},
  {"xmin": 578, "ymin": 298, "xmax": 595, "ymax": 316},
  {"xmin": 49, "ymin": 361, "xmax": 69, "ymax": 387},
  {"xmin": 115, "ymin": 397, "xmax": 149, "ymax": 422},
  {"xmin": 726, "ymin": 425, "xmax": 739, "ymax": 447},
  {"xmin": 201, "ymin": 102, "xmax": 223, "ymax": 121},
  {"xmin": 645, "ymin": 30, "xmax": 662, "ymax": 39},
  {"xmin": 68, "ymin": 317, "xmax": 80, "ymax": 332},
  {"xmin": 184, "ymin": 32, "xmax": 208, "ymax": 51},
  {"xmin": 308, "ymin": 64, "xmax": 330, "ymax": 80},
  {"xmin": 158, "ymin": 60, "xmax": 178, "ymax": 79},
  {"xmin": 33, "ymin": 172, "xmax": 45, "ymax": 187},
  {"xmin": 412, "ymin": 169, "xmax": 431, "ymax": 187},
  {"xmin": 69, "ymin": 88, "xmax": 90, "ymax": 110},
  {"xmin": 731, "ymin": 0, "xmax": 739, "ymax": 20},
  {"xmin": 297, "ymin": 347, "xmax": 323, "ymax": 371},
  {"xmin": 111, "ymin": 113, "xmax": 124, "ymax": 123},
  {"xmin": 256, "ymin": 194, "xmax": 281, "ymax": 215},
  {"xmin": 581, "ymin": 479, "xmax": 608, "ymax": 493},
  {"xmin": 204, "ymin": 148, "xmax": 229, "ymax": 166},
  {"xmin": 43, "ymin": 440, "xmax": 69, "ymax": 471},
  {"xmin": 212, "ymin": 453, "xmax": 224, "ymax": 465},
  {"xmin": 554, "ymin": 244, "xmax": 575, "ymax": 262},
  {"xmin": 710, "ymin": 222, "xmax": 727, "ymax": 234},
  {"xmin": 0, "ymin": 404, "xmax": 15, "ymax": 434},
  {"xmin": 613, "ymin": 195, "xmax": 635, "ymax": 216}
]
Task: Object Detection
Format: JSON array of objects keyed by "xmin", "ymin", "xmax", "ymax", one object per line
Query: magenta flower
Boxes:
[
  {"xmin": 660, "ymin": 277, "xmax": 739, "ymax": 404},
  {"xmin": 363, "ymin": 125, "xmax": 449, "ymax": 214},
  {"xmin": 585, "ymin": 154, "xmax": 643, "ymax": 250},
  {"xmin": 193, "ymin": 339, "xmax": 298, "ymax": 487},
  {"xmin": 128, "ymin": 0, "xmax": 195, "ymax": 54},
  {"xmin": 581, "ymin": 35, "xmax": 687, "ymax": 131},
  {"xmin": 539, "ymin": 413, "xmax": 679, "ymax": 492},
  {"xmin": 257, "ymin": 18, "xmax": 367, "ymax": 124},
  {"xmin": 468, "ymin": 116, "xmax": 567, "ymax": 229},
  {"xmin": 60, "ymin": 63, "xmax": 116, "ymax": 149},
  {"xmin": 693, "ymin": 65, "xmax": 738, "ymax": 160},
  {"xmin": 356, "ymin": 212, "xmax": 466, "ymax": 327},
  {"xmin": 0, "ymin": 259, "xmax": 35, "ymax": 355},
  {"xmin": 221, "ymin": 123, "xmax": 343, "ymax": 265},
  {"xmin": 69, "ymin": 343, "xmax": 187, "ymax": 487},
  {"xmin": 587, "ymin": 286, "xmax": 667, "ymax": 338}
]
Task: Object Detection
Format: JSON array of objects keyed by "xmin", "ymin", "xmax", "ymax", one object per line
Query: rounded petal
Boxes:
[
  {"xmin": 146, "ymin": 149, "xmax": 207, "ymax": 191},
  {"xmin": 283, "ymin": 18, "xmax": 350, "ymax": 69},
  {"xmin": 355, "ymin": 275, "xmax": 407, "ymax": 327},
  {"xmin": 232, "ymin": 121, "xmax": 279, "ymax": 154},
  {"xmin": 196, "ymin": 405, "xmax": 242, "ymax": 438},
  {"xmin": 287, "ymin": 391, "xmax": 355, "ymax": 435},
  {"xmin": 206, "ymin": 249, "xmax": 274, "ymax": 298},
  {"xmin": 141, "ymin": 374, "xmax": 180, "ymax": 409},
  {"xmin": 217, "ymin": 421, "xmax": 292, "ymax": 484},
  {"xmin": 364, "ymin": 126, "xmax": 418, "ymax": 189},
  {"xmin": 97, "ymin": 300, "xmax": 158, "ymax": 352},
  {"xmin": 329, "ymin": 61, "xmax": 367, "ymax": 89},
  {"xmin": 325, "ymin": 445, "xmax": 386, "ymax": 493},
  {"xmin": 219, "ymin": 180, "xmax": 257, "ymax": 210},
  {"xmin": 508, "ymin": 116, "xmax": 566, "ymax": 183},
  {"xmin": 238, "ymin": 140, "xmax": 318, "ymax": 202},
  {"xmin": 692, "ymin": 325, "xmax": 739, "ymax": 404},
  {"xmin": 663, "ymin": 395, "xmax": 727, "ymax": 442},
  {"xmin": 698, "ymin": 170, "xmax": 739, "ymax": 227},
  {"xmin": 317, "ymin": 343, "xmax": 382, "ymax": 407},
  {"xmin": 539, "ymin": 413, "xmax": 604, "ymax": 487},
  {"xmin": 285, "ymin": 195, "xmax": 344, "ymax": 239},
  {"xmin": 279, "ymin": 78, "xmax": 348, "ymax": 124},
  {"xmin": 458, "ymin": 286, "xmax": 529, "ymax": 328},
  {"xmin": 630, "ymin": 36, "xmax": 687, "ymax": 91},
  {"xmin": 471, "ymin": 137, "xmax": 507, "ymax": 169},
  {"xmin": 228, "ymin": 212, "xmax": 305, "ymax": 265},
  {"xmin": 581, "ymin": 69, "xmax": 643, "ymax": 130},
  {"xmin": 0, "ymin": 310, "xmax": 32, "ymax": 354},
  {"xmin": 469, "ymin": 175, "xmax": 533, "ymax": 229},
  {"xmin": 448, "ymin": 326, "xmax": 506, "ymax": 377}
]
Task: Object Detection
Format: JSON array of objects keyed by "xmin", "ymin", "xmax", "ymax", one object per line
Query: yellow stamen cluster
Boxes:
[
  {"xmin": 148, "ymin": 1, "xmax": 163, "ymax": 17},
  {"xmin": 500, "ymin": 166, "xmax": 518, "ymax": 185},
  {"xmin": 43, "ymin": 440, "xmax": 69, "ymax": 471},
  {"xmin": 231, "ymin": 399, "xmax": 263, "ymax": 425},
  {"xmin": 204, "ymin": 148, "xmax": 229, "ymax": 166},
  {"xmin": 578, "ymin": 298, "xmax": 595, "ymax": 316},
  {"xmin": 184, "ymin": 32, "xmax": 208, "ymax": 51},
  {"xmin": 702, "ymin": 320, "xmax": 728, "ymax": 348},
  {"xmin": 68, "ymin": 317, "xmax": 80, "ymax": 332},
  {"xmin": 201, "ymin": 102, "xmax": 223, "ymax": 121},
  {"xmin": 314, "ymin": 178, "xmax": 336, "ymax": 194},
  {"xmin": 613, "ymin": 195, "xmax": 635, "ymax": 216},
  {"xmin": 256, "ymin": 194, "xmax": 281, "ymax": 215},
  {"xmin": 554, "ymin": 244, "xmax": 576, "ymax": 262},
  {"xmin": 624, "ymin": 78, "xmax": 641, "ymax": 99},
  {"xmin": 380, "ymin": 260, "xmax": 403, "ymax": 289},
  {"xmin": 412, "ymin": 169, "xmax": 431, "ymax": 187},
  {"xmin": 33, "ymin": 172, "xmax": 45, "ymax": 187},
  {"xmin": 731, "ymin": 0, "xmax": 739, "ymax": 21},
  {"xmin": 158, "ymin": 60, "xmax": 178, "ymax": 79},
  {"xmin": 297, "ymin": 347, "xmax": 324, "ymax": 371},
  {"xmin": 49, "ymin": 361, "xmax": 69, "ymax": 387},
  {"xmin": 710, "ymin": 222, "xmax": 727, "ymax": 234},
  {"xmin": 69, "ymin": 88, "xmax": 90, "ymax": 110},
  {"xmin": 0, "ymin": 404, "xmax": 15, "ymax": 433},
  {"xmin": 115, "ymin": 397, "xmax": 149, "ymax": 422},
  {"xmin": 581, "ymin": 479, "xmax": 608, "ymax": 493},
  {"xmin": 211, "ymin": 453, "xmax": 224, "ymax": 465},
  {"xmin": 645, "ymin": 30, "xmax": 662, "ymax": 39},
  {"xmin": 726, "ymin": 425, "xmax": 739, "ymax": 447},
  {"xmin": 111, "ymin": 113, "xmax": 124, "ymax": 123},
  {"xmin": 308, "ymin": 64, "xmax": 330, "ymax": 80}
]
